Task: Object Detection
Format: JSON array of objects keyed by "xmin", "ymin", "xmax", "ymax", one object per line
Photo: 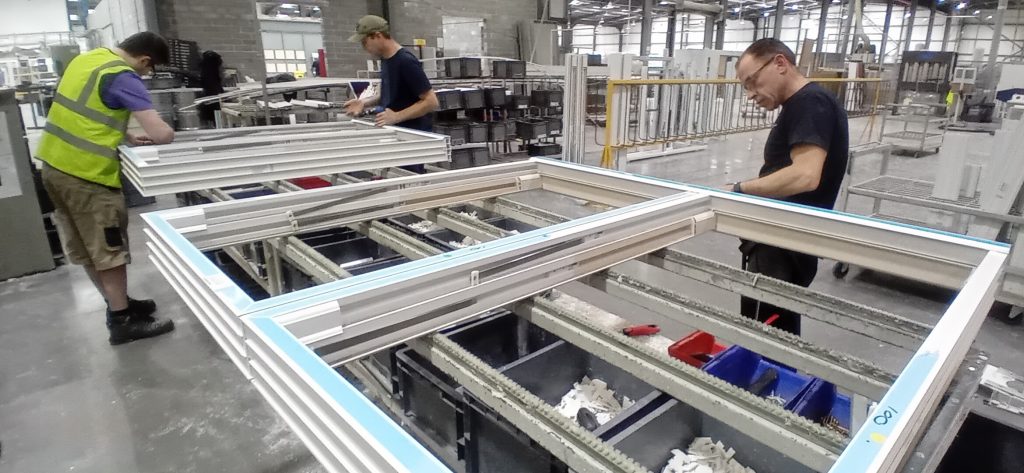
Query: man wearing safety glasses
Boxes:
[{"xmin": 727, "ymin": 38, "xmax": 849, "ymax": 336}]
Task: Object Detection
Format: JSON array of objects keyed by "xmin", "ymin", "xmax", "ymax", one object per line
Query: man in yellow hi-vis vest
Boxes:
[{"xmin": 37, "ymin": 32, "xmax": 176, "ymax": 345}]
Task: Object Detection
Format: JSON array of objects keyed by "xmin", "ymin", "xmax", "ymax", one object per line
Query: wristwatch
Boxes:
[{"xmin": 732, "ymin": 181, "xmax": 744, "ymax": 194}]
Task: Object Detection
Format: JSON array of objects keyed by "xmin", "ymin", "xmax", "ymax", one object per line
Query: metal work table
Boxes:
[{"xmin": 140, "ymin": 159, "xmax": 1007, "ymax": 473}]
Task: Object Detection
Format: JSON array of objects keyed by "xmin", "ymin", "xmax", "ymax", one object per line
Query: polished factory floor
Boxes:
[{"xmin": 2, "ymin": 117, "xmax": 1021, "ymax": 472}]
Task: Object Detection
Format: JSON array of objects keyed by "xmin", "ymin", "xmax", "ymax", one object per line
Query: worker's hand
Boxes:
[
  {"xmin": 126, "ymin": 132, "xmax": 155, "ymax": 146},
  {"xmin": 343, "ymin": 99, "xmax": 364, "ymax": 117},
  {"xmin": 375, "ymin": 108, "xmax": 400, "ymax": 127}
]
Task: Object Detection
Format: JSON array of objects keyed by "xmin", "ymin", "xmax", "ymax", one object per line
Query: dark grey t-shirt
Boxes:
[
  {"xmin": 760, "ymin": 82, "xmax": 849, "ymax": 209},
  {"xmin": 380, "ymin": 48, "xmax": 433, "ymax": 132}
]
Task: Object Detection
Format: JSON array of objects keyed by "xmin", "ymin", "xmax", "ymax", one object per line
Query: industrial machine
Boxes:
[
  {"xmin": 0, "ymin": 88, "xmax": 54, "ymax": 279},
  {"xmin": 139, "ymin": 154, "xmax": 1012, "ymax": 473}
]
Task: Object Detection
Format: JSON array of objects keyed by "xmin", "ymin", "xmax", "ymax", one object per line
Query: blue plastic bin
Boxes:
[
  {"xmin": 702, "ymin": 345, "xmax": 813, "ymax": 410},
  {"xmin": 791, "ymin": 379, "xmax": 852, "ymax": 431}
]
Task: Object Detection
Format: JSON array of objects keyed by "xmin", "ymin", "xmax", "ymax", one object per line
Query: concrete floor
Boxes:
[{"xmin": 2, "ymin": 116, "xmax": 1022, "ymax": 472}]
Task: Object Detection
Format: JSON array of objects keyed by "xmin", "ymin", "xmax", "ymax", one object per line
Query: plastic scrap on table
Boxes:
[
  {"xmin": 409, "ymin": 219, "xmax": 440, "ymax": 233},
  {"xmin": 661, "ymin": 437, "xmax": 756, "ymax": 473},
  {"xmin": 555, "ymin": 376, "xmax": 635, "ymax": 427},
  {"xmin": 449, "ymin": 236, "xmax": 482, "ymax": 249}
]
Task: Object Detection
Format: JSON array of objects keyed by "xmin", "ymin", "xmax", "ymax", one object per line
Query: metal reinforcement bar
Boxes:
[{"xmin": 480, "ymin": 196, "xmax": 929, "ymax": 349}]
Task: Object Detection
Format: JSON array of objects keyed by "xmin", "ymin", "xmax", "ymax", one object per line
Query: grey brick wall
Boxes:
[
  {"xmin": 156, "ymin": 0, "xmax": 267, "ymax": 79},
  {"xmin": 388, "ymin": 0, "xmax": 537, "ymax": 59},
  {"xmin": 320, "ymin": 0, "xmax": 382, "ymax": 77}
]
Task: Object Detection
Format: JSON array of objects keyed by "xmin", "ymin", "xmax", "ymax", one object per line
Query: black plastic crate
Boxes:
[
  {"xmin": 528, "ymin": 143, "xmax": 561, "ymax": 156},
  {"xmin": 488, "ymin": 121, "xmax": 510, "ymax": 142},
  {"xmin": 445, "ymin": 57, "xmax": 483, "ymax": 78},
  {"xmin": 396, "ymin": 349, "xmax": 463, "ymax": 466},
  {"xmin": 515, "ymin": 118, "xmax": 549, "ymax": 140},
  {"xmin": 470, "ymin": 147, "xmax": 490, "ymax": 167},
  {"xmin": 463, "ymin": 392, "xmax": 569, "ymax": 473},
  {"xmin": 530, "ymin": 90, "xmax": 563, "ymax": 107},
  {"xmin": 491, "ymin": 60, "xmax": 526, "ymax": 79},
  {"xmin": 463, "ymin": 340, "xmax": 661, "ymax": 473},
  {"xmin": 446, "ymin": 312, "xmax": 560, "ymax": 368},
  {"xmin": 437, "ymin": 89, "xmax": 464, "ymax": 111},
  {"xmin": 447, "ymin": 149, "xmax": 476, "ymax": 172},
  {"xmin": 605, "ymin": 394, "xmax": 814, "ymax": 473},
  {"xmin": 482, "ymin": 87, "xmax": 507, "ymax": 108},
  {"xmin": 546, "ymin": 117, "xmax": 563, "ymax": 135},
  {"xmin": 506, "ymin": 95, "xmax": 530, "ymax": 110},
  {"xmin": 460, "ymin": 88, "xmax": 486, "ymax": 109},
  {"xmin": 435, "ymin": 122, "xmax": 468, "ymax": 145},
  {"xmin": 467, "ymin": 122, "xmax": 489, "ymax": 143}
]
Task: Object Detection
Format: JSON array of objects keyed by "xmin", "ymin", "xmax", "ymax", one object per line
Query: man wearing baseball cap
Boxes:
[{"xmin": 344, "ymin": 15, "xmax": 438, "ymax": 172}]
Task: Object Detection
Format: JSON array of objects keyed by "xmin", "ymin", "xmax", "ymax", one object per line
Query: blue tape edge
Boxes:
[{"xmin": 249, "ymin": 316, "xmax": 451, "ymax": 473}]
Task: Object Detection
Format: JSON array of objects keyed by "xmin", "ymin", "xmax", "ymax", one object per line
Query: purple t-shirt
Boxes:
[{"xmin": 99, "ymin": 71, "xmax": 153, "ymax": 111}]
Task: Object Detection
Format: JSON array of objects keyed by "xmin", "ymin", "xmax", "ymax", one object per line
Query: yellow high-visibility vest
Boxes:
[{"xmin": 37, "ymin": 48, "xmax": 135, "ymax": 188}]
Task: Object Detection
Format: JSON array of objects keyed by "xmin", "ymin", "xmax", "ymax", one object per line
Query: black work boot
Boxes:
[
  {"xmin": 127, "ymin": 297, "xmax": 157, "ymax": 320},
  {"xmin": 107, "ymin": 297, "xmax": 157, "ymax": 319},
  {"xmin": 106, "ymin": 308, "xmax": 175, "ymax": 345}
]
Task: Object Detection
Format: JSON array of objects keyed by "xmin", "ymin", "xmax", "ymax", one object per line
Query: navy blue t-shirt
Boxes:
[
  {"xmin": 760, "ymin": 82, "xmax": 849, "ymax": 209},
  {"xmin": 380, "ymin": 48, "xmax": 433, "ymax": 132}
]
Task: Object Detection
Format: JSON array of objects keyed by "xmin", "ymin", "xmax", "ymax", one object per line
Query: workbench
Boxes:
[{"xmin": 138, "ymin": 155, "xmax": 1010, "ymax": 473}]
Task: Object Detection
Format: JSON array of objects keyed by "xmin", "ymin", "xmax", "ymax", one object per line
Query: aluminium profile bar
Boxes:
[
  {"xmin": 187, "ymin": 170, "xmax": 543, "ymax": 250},
  {"xmin": 293, "ymin": 194, "xmax": 715, "ymax": 365},
  {"xmin": 119, "ymin": 121, "xmax": 449, "ymax": 196},
  {"xmin": 479, "ymin": 196, "xmax": 932, "ymax": 349},
  {"xmin": 830, "ymin": 251, "xmax": 1007, "ymax": 473}
]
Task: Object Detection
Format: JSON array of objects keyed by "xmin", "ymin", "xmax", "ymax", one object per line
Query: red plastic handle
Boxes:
[{"xmin": 622, "ymin": 324, "xmax": 661, "ymax": 336}]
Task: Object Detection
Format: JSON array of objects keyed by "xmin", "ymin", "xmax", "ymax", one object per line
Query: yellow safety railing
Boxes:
[{"xmin": 600, "ymin": 77, "xmax": 895, "ymax": 168}]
